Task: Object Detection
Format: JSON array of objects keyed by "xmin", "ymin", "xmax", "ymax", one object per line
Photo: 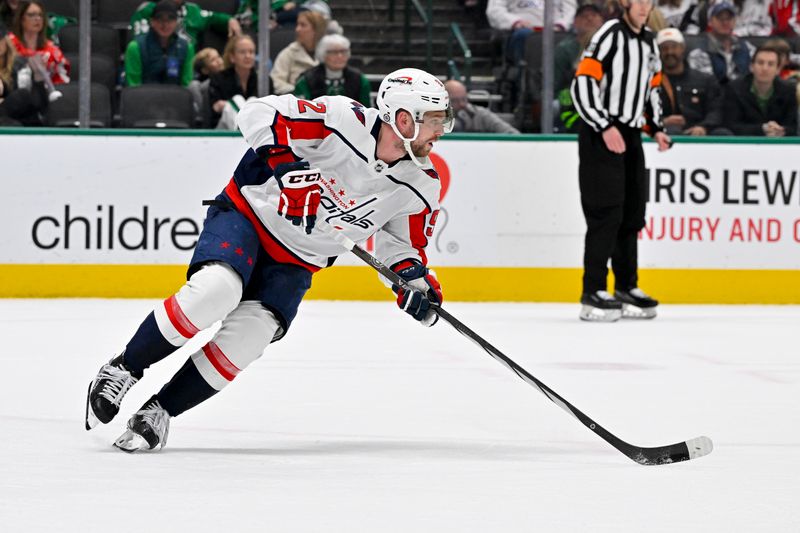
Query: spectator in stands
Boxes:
[
  {"xmin": 0, "ymin": 22, "xmax": 11, "ymax": 83},
  {"xmin": 0, "ymin": 21, "xmax": 48, "ymax": 125},
  {"xmin": 647, "ymin": 5, "xmax": 669, "ymax": 30},
  {"xmin": 302, "ymin": 1, "xmax": 333, "ymax": 19},
  {"xmin": 0, "ymin": 20, "xmax": 20, "ymax": 124},
  {"xmin": 45, "ymin": 13, "xmax": 74, "ymax": 45},
  {"xmin": 656, "ymin": 0, "xmax": 700, "ymax": 32},
  {"xmin": 131, "ymin": 0, "xmax": 241, "ymax": 47},
  {"xmin": 208, "ymin": 34, "xmax": 258, "ymax": 128},
  {"xmin": 486, "ymin": 0, "xmax": 576, "ymax": 63},
  {"xmin": 445, "ymin": 79, "xmax": 520, "ymax": 133},
  {"xmin": 193, "ymin": 47, "xmax": 224, "ymax": 82},
  {"xmin": 688, "ymin": 2, "xmax": 755, "ymax": 84},
  {"xmin": 764, "ymin": 37, "xmax": 800, "ymax": 82},
  {"xmin": 270, "ymin": 9, "xmax": 326, "ymax": 95},
  {"xmin": 8, "ymin": 1, "xmax": 68, "ymax": 85},
  {"xmin": 552, "ymin": 1, "xmax": 604, "ymax": 133},
  {"xmin": 731, "ymin": 0, "xmax": 772, "ymax": 36},
  {"xmin": 0, "ymin": 20, "xmax": 19, "ymax": 125},
  {"xmin": 771, "ymin": 0, "xmax": 800, "ymax": 37},
  {"xmin": 236, "ymin": 0, "xmax": 337, "ymax": 32},
  {"xmin": 187, "ymin": 47, "xmax": 224, "ymax": 126},
  {"xmin": 1, "ymin": 0, "xmax": 75, "ymax": 46},
  {"xmin": 554, "ymin": 1, "xmax": 604, "ymax": 93},
  {"xmin": 125, "ymin": 0, "xmax": 194, "ymax": 87},
  {"xmin": 0, "ymin": 0, "xmax": 17, "ymax": 29},
  {"xmin": 302, "ymin": 1, "xmax": 342, "ymax": 34},
  {"xmin": 657, "ymin": 27, "xmax": 730, "ymax": 135},
  {"xmin": 238, "ymin": 1, "xmax": 301, "ymax": 31},
  {"xmin": 553, "ymin": 0, "xmax": 604, "ymax": 133},
  {"xmin": 293, "ymin": 34, "xmax": 370, "ymax": 106},
  {"xmin": 722, "ymin": 43, "xmax": 798, "ymax": 135}
]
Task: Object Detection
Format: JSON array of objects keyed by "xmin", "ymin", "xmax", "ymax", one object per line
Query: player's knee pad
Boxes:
[
  {"xmin": 154, "ymin": 262, "xmax": 243, "ymax": 347},
  {"xmin": 191, "ymin": 301, "xmax": 280, "ymax": 391}
]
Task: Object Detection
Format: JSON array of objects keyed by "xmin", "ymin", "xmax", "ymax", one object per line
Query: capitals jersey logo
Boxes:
[{"xmin": 350, "ymin": 101, "xmax": 366, "ymax": 126}]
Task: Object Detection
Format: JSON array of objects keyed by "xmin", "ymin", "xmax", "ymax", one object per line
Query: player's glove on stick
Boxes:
[
  {"xmin": 274, "ymin": 161, "xmax": 323, "ymax": 234},
  {"xmin": 391, "ymin": 260, "xmax": 443, "ymax": 327}
]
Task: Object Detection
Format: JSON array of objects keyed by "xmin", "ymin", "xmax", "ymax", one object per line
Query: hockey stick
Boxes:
[{"xmin": 317, "ymin": 219, "xmax": 713, "ymax": 465}]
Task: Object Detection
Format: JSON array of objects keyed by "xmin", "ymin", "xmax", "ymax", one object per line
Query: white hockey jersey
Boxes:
[{"xmin": 229, "ymin": 94, "xmax": 441, "ymax": 272}]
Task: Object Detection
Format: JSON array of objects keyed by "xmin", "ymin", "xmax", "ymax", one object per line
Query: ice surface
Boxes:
[{"xmin": 1, "ymin": 299, "xmax": 798, "ymax": 532}]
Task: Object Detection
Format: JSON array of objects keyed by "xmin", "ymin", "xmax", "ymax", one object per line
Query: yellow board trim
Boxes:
[{"xmin": 0, "ymin": 264, "xmax": 797, "ymax": 303}]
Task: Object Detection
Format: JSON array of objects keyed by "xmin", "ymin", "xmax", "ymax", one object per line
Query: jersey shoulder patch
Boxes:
[
  {"xmin": 422, "ymin": 168, "xmax": 439, "ymax": 181},
  {"xmin": 349, "ymin": 100, "xmax": 367, "ymax": 126}
]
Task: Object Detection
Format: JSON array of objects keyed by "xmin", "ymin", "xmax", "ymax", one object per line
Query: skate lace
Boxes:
[
  {"xmin": 596, "ymin": 290, "xmax": 615, "ymax": 301},
  {"xmin": 140, "ymin": 408, "xmax": 163, "ymax": 427},
  {"xmin": 98, "ymin": 366, "xmax": 138, "ymax": 405},
  {"xmin": 138, "ymin": 405, "xmax": 169, "ymax": 445},
  {"xmin": 629, "ymin": 288, "xmax": 648, "ymax": 299}
]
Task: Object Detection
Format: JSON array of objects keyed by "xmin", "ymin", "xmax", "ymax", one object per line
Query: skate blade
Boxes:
[
  {"xmin": 579, "ymin": 305, "xmax": 622, "ymax": 322},
  {"xmin": 621, "ymin": 303, "xmax": 657, "ymax": 319},
  {"xmin": 113, "ymin": 430, "xmax": 152, "ymax": 453},
  {"xmin": 85, "ymin": 382, "xmax": 100, "ymax": 430}
]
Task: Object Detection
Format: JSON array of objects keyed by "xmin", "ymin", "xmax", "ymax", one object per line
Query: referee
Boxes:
[{"xmin": 570, "ymin": 0, "xmax": 672, "ymax": 322}]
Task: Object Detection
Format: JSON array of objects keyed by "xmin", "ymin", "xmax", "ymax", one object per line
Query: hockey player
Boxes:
[{"xmin": 84, "ymin": 68, "xmax": 452, "ymax": 452}]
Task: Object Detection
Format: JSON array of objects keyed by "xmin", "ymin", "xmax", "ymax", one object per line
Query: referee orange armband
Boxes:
[
  {"xmin": 650, "ymin": 72, "xmax": 663, "ymax": 88},
  {"xmin": 575, "ymin": 57, "xmax": 603, "ymax": 81}
]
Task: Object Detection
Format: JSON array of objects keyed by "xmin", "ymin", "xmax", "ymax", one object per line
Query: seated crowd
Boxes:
[
  {"xmin": 0, "ymin": 0, "xmax": 354, "ymax": 128},
  {"xmin": 490, "ymin": 0, "xmax": 799, "ymax": 136},
  {"xmin": 1, "ymin": 0, "xmax": 799, "ymax": 136}
]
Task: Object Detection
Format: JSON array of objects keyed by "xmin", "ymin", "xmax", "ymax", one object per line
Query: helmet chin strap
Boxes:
[
  {"xmin": 403, "ymin": 139, "xmax": 428, "ymax": 167},
  {"xmin": 390, "ymin": 120, "xmax": 427, "ymax": 167}
]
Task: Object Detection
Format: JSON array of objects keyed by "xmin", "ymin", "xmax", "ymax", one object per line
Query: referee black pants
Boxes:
[{"xmin": 578, "ymin": 122, "xmax": 647, "ymax": 295}]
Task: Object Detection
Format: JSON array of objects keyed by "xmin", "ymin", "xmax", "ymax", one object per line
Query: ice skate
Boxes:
[
  {"xmin": 615, "ymin": 288, "xmax": 658, "ymax": 319},
  {"xmin": 579, "ymin": 290, "xmax": 623, "ymax": 322},
  {"xmin": 113, "ymin": 396, "xmax": 170, "ymax": 453},
  {"xmin": 85, "ymin": 353, "xmax": 141, "ymax": 430}
]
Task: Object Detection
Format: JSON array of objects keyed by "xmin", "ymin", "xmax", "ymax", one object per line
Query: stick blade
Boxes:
[
  {"xmin": 627, "ymin": 435, "xmax": 713, "ymax": 466},
  {"xmin": 687, "ymin": 435, "xmax": 714, "ymax": 460}
]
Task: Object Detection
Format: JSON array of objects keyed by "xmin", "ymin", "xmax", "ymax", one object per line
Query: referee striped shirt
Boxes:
[{"xmin": 570, "ymin": 18, "xmax": 664, "ymax": 133}]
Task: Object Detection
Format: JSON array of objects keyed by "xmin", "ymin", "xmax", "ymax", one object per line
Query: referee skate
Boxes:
[
  {"xmin": 579, "ymin": 290, "xmax": 623, "ymax": 322},
  {"xmin": 615, "ymin": 288, "xmax": 659, "ymax": 319}
]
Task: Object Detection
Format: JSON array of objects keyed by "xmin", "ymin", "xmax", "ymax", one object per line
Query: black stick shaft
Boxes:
[{"xmin": 319, "ymin": 221, "xmax": 712, "ymax": 465}]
